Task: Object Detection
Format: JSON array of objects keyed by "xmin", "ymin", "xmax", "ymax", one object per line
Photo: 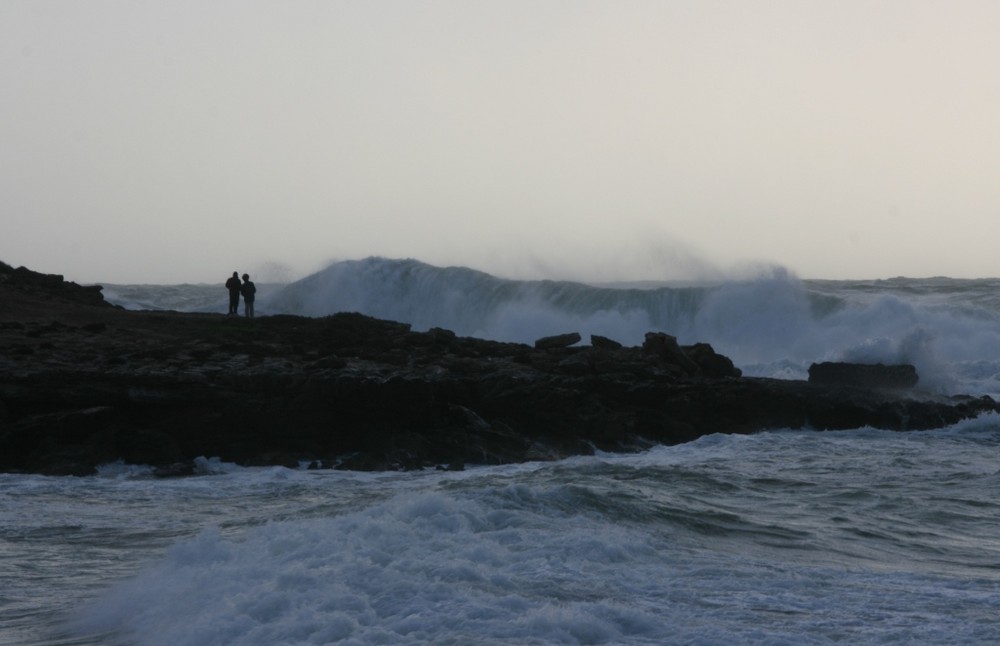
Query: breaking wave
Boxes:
[{"xmin": 261, "ymin": 258, "xmax": 1000, "ymax": 396}]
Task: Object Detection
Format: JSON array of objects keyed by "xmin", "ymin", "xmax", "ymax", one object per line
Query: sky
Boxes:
[{"xmin": 3, "ymin": 1, "xmax": 1000, "ymax": 284}]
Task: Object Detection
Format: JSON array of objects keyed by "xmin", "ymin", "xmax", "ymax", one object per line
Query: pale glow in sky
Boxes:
[{"xmin": 3, "ymin": 1, "xmax": 999, "ymax": 284}]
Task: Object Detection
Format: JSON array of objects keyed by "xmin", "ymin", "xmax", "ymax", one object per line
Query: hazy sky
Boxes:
[{"xmin": 3, "ymin": 1, "xmax": 1000, "ymax": 284}]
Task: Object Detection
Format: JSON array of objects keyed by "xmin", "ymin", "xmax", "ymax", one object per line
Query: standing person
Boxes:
[
  {"xmin": 225, "ymin": 271, "xmax": 242, "ymax": 315},
  {"xmin": 241, "ymin": 273, "xmax": 256, "ymax": 318}
]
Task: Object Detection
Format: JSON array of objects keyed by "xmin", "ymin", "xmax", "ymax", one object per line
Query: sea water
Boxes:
[
  {"xmin": 4, "ymin": 259, "xmax": 1000, "ymax": 644},
  {"xmin": 4, "ymin": 427, "xmax": 1000, "ymax": 645}
]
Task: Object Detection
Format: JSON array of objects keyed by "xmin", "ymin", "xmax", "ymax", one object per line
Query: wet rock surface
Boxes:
[{"xmin": 2, "ymin": 262, "xmax": 997, "ymax": 476}]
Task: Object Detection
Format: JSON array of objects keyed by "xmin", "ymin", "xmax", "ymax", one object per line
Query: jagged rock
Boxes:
[
  {"xmin": 534, "ymin": 332, "xmax": 581, "ymax": 349},
  {"xmin": 808, "ymin": 362, "xmax": 919, "ymax": 389}
]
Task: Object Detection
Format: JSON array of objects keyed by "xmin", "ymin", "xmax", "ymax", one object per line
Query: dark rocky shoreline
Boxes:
[{"xmin": 2, "ymin": 261, "xmax": 997, "ymax": 476}]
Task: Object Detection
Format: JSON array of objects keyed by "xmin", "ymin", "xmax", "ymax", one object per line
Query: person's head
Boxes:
[
  {"xmin": 242, "ymin": 274, "xmax": 249, "ymax": 281},
  {"xmin": 232, "ymin": 272, "xmax": 238, "ymax": 278}
]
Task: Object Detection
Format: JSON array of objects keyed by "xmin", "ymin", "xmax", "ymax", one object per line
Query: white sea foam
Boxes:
[
  {"xmin": 61, "ymin": 428, "xmax": 1000, "ymax": 645},
  {"xmin": 71, "ymin": 490, "xmax": 666, "ymax": 645}
]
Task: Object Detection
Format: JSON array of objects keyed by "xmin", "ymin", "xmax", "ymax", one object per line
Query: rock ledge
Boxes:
[{"xmin": 2, "ymin": 262, "xmax": 996, "ymax": 475}]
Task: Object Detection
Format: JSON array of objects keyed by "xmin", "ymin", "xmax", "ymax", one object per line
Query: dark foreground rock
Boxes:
[{"xmin": 2, "ymin": 262, "xmax": 997, "ymax": 476}]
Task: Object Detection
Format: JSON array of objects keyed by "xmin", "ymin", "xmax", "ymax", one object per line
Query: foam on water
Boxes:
[
  {"xmin": 50, "ymin": 424, "xmax": 1000, "ymax": 645},
  {"xmin": 70, "ymin": 493, "xmax": 661, "ymax": 645}
]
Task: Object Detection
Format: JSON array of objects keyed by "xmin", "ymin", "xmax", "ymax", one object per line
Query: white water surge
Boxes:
[{"xmin": 3, "ymin": 422, "xmax": 1000, "ymax": 645}]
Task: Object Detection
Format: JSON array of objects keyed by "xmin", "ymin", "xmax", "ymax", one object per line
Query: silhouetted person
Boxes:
[
  {"xmin": 225, "ymin": 271, "xmax": 241, "ymax": 315},
  {"xmin": 241, "ymin": 273, "xmax": 256, "ymax": 318}
]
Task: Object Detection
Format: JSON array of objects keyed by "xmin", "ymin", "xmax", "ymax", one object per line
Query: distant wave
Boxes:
[
  {"xmin": 263, "ymin": 257, "xmax": 829, "ymax": 347},
  {"xmin": 267, "ymin": 258, "xmax": 706, "ymax": 344},
  {"xmin": 261, "ymin": 257, "xmax": 1000, "ymax": 396}
]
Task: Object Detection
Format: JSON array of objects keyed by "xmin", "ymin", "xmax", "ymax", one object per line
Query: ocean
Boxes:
[{"xmin": 4, "ymin": 258, "xmax": 1000, "ymax": 645}]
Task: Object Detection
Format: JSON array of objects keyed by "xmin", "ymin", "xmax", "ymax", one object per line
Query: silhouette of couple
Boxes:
[{"xmin": 225, "ymin": 271, "xmax": 256, "ymax": 318}]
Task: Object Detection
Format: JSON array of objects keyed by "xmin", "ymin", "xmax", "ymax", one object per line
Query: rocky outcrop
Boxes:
[
  {"xmin": 0, "ymin": 261, "xmax": 110, "ymax": 309},
  {"xmin": 1, "ymin": 262, "xmax": 997, "ymax": 476}
]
